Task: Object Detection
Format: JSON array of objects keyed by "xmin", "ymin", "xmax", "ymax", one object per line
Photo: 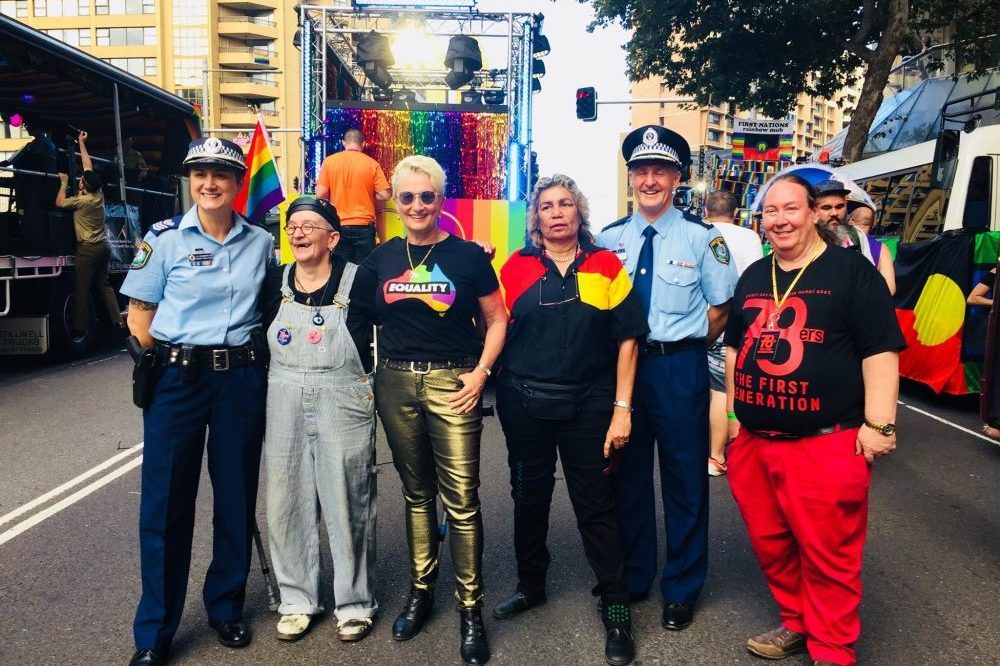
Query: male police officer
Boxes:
[
  {"xmin": 121, "ymin": 137, "xmax": 273, "ymax": 666},
  {"xmin": 598, "ymin": 125, "xmax": 737, "ymax": 631}
]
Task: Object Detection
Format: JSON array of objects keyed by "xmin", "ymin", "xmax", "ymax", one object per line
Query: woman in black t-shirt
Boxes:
[
  {"xmin": 723, "ymin": 175, "xmax": 904, "ymax": 666},
  {"xmin": 362, "ymin": 155, "xmax": 507, "ymax": 665}
]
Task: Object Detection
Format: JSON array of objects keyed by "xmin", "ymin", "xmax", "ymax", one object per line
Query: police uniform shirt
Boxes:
[
  {"xmin": 597, "ymin": 207, "xmax": 737, "ymax": 342},
  {"xmin": 120, "ymin": 205, "xmax": 273, "ymax": 346}
]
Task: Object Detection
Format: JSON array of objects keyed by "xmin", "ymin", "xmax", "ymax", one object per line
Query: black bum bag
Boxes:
[{"xmin": 507, "ymin": 372, "xmax": 593, "ymax": 420}]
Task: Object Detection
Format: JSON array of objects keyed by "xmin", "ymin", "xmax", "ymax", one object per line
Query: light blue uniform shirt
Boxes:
[
  {"xmin": 121, "ymin": 206, "xmax": 273, "ymax": 346},
  {"xmin": 597, "ymin": 207, "xmax": 737, "ymax": 342}
]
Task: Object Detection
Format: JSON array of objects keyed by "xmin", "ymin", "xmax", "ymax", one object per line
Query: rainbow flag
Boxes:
[
  {"xmin": 235, "ymin": 117, "xmax": 284, "ymax": 224},
  {"xmin": 185, "ymin": 103, "xmax": 203, "ymax": 140},
  {"xmin": 379, "ymin": 199, "xmax": 527, "ymax": 273},
  {"xmin": 280, "ymin": 198, "xmax": 526, "ymax": 268}
]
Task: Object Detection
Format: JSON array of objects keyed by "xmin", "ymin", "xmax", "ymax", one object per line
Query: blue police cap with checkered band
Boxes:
[
  {"xmin": 622, "ymin": 124, "xmax": 692, "ymax": 169},
  {"xmin": 182, "ymin": 136, "xmax": 247, "ymax": 173}
]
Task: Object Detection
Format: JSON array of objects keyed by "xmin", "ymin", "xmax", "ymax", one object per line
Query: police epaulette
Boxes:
[
  {"xmin": 682, "ymin": 210, "xmax": 712, "ymax": 229},
  {"xmin": 149, "ymin": 216, "xmax": 183, "ymax": 235},
  {"xmin": 604, "ymin": 215, "xmax": 630, "ymax": 230}
]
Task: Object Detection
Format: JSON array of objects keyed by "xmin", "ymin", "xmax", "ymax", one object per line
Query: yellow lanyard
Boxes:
[{"xmin": 770, "ymin": 243, "xmax": 824, "ymax": 322}]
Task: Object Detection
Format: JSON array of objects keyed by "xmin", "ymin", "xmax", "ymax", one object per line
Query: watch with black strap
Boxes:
[{"xmin": 863, "ymin": 419, "xmax": 896, "ymax": 436}]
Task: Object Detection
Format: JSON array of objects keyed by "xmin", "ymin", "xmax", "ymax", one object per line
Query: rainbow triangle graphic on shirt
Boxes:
[{"xmin": 384, "ymin": 264, "xmax": 456, "ymax": 313}]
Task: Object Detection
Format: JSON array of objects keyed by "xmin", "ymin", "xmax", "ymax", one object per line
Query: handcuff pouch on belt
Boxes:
[
  {"xmin": 126, "ymin": 335, "xmax": 157, "ymax": 409},
  {"xmin": 249, "ymin": 326, "xmax": 269, "ymax": 369},
  {"xmin": 508, "ymin": 372, "xmax": 591, "ymax": 420}
]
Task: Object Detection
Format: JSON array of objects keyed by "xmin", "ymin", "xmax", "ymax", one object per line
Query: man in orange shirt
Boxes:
[{"xmin": 315, "ymin": 129, "xmax": 391, "ymax": 262}]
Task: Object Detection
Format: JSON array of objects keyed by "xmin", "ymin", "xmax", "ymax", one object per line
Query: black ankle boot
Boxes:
[
  {"xmin": 392, "ymin": 588, "xmax": 434, "ymax": 641},
  {"xmin": 459, "ymin": 607, "xmax": 490, "ymax": 665},
  {"xmin": 602, "ymin": 601, "xmax": 635, "ymax": 666}
]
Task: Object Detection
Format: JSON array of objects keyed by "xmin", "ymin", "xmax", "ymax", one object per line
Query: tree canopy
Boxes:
[{"xmin": 584, "ymin": 0, "xmax": 998, "ymax": 162}]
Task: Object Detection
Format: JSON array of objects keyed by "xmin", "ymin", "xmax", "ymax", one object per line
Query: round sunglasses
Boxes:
[{"xmin": 396, "ymin": 190, "xmax": 440, "ymax": 205}]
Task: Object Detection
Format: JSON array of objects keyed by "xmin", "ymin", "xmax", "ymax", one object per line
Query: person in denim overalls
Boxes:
[{"xmin": 261, "ymin": 196, "xmax": 378, "ymax": 644}]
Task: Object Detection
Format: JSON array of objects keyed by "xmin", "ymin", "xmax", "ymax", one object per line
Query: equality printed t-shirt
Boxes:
[
  {"xmin": 723, "ymin": 245, "xmax": 905, "ymax": 434},
  {"xmin": 363, "ymin": 234, "xmax": 499, "ymax": 362}
]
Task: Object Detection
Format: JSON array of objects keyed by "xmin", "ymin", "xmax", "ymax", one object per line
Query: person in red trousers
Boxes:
[{"xmin": 723, "ymin": 174, "xmax": 904, "ymax": 666}]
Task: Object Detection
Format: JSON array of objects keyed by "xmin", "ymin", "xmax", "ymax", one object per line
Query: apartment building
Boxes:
[
  {"xmin": 617, "ymin": 77, "xmax": 856, "ymax": 217},
  {"xmin": 0, "ymin": 0, "xmax": 305, "ymax": 188}
]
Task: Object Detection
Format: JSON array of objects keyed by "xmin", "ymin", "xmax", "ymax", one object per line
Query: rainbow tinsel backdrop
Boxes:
[{"xmin": 307, "ymin": 108, "xmax": 510, "ymax": 200}]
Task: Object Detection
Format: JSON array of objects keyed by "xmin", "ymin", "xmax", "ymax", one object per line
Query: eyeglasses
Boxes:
[
  {"xmin": 396, "ymin": 190, "xmax": 439, "ymax": 206},
  {"xmin": 538, "ymin": 270, "xmax": 580, "ymax": 307},
  {"xmin": 285, "ymin": 222, "xmax": 334, "ymax": 235}
]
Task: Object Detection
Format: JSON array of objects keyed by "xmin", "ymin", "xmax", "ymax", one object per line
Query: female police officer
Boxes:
[{"xmin": 120, "ymin": 136, "xmax": 274, "ymax": 666}]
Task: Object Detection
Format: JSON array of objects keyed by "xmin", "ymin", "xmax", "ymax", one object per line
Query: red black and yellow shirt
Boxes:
[{"xmin": 499, "ymin": 239, "xmax": 649, "ymax": 387}]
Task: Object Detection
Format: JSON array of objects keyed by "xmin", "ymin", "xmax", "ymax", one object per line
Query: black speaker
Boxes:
[
  {"xmin": 0, "ymin": 211, "xmax": 22, "ymax": 255},
  {"xmin": 20, "ymin": 208, "xmax": 50, "ymax": 256},
  {"xmin": 48, "ymin": 210, "xmax": 77, "ymax": 256}
]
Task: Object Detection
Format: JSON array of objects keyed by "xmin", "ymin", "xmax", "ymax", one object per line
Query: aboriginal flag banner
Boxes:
[
  {"xmin": 732, "ymin": 118, "xmax": 794, "ymax": 161},
  {"xmin": 894, "ymin": 230, "xmax": 978, "ymax": 394}
]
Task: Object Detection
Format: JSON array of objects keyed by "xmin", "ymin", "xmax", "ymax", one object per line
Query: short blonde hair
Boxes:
[
  {"xmin": 526, "ymin": 174, "xmax": 594, "ymax": 248},
  {"xmin": 392, "ymin": 155, "xmax": 447, "ymax": 195}
]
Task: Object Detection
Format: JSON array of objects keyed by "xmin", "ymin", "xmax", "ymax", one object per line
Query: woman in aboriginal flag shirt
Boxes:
[{"xmin": 492, "ymin": 174, "xmax": 649, "ymax": 666}]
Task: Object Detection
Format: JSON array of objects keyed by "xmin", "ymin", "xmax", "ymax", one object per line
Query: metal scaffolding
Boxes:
[{"xmin": 296, "ymin": 4, "xmax": 538, "ymax": 200}]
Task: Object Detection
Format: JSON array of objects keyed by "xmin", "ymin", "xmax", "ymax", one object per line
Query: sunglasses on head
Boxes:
[{"xmin": 396, "ymin": 190, "xmax": 439, "ymax": 205}]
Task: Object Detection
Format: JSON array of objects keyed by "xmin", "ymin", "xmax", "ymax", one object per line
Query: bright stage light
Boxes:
[{"xmin": 391, "ymin": 27, "xmax": 447, "ymax": 70}]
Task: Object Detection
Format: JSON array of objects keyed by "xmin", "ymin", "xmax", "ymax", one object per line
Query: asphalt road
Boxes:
[{"xmin": 0, "ymin": 347, "xmax": 997, "ymax": 666}]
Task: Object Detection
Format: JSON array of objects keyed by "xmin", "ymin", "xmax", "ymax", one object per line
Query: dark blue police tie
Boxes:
[{"xmin": 635, "ymin": 225, "xmax": 657, "ymax": 314}]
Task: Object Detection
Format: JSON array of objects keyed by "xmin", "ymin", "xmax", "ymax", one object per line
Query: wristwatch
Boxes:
[
  {"xmin": 864, "ymin": 420, "xmax": 896, "ymax": 436},
  {"xmin": 613, "ymin": 400, "xmax": 632, "ymax": 412}
]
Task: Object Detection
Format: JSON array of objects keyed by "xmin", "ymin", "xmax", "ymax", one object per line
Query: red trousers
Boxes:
[{"xmin": 728, "ymin": 428, "xmax": 871, "ymax": 666}]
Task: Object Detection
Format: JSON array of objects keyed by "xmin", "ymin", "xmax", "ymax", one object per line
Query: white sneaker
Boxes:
[
  {"xmin": 276, "ymin": 613, "xmax": 311, "ymax": 641},
  {"xmin": 337, "ymin": 617, "xmax": 374, "ymax": 642}
]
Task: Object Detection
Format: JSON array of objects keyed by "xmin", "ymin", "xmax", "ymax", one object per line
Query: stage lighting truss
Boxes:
[{"xmin": 299, "ymin": 5, "xmax": 542, "ymax": 199}]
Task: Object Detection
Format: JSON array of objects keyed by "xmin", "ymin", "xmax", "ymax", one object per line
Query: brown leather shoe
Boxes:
[{"xmin": 746, "ymin": 626, "xmax": 806, "ymax": 659}]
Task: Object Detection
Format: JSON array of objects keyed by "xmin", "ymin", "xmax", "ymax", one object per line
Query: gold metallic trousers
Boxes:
[{"xmin": 375, "ymin": 364, "xmax": 485, "ymax": 608}]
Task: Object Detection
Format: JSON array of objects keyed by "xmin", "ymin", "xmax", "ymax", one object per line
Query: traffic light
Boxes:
[{"xmin": 576, "ymin": 86, "xmax": 597, "ymax": 121}]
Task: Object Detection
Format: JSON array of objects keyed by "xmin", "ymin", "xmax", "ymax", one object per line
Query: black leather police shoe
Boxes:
[
  {"xmin": 602, "ymin": 602, "xmax": 635, "ymax": 666},
  {"xmin": 208, "ymin": 619, "xmax": 251, "ymax": 648},
  {"xmin": 459, "ymin": 607, "xmax": 491, "ymax": 665},
  {"xmin": 128, "ymin": 649, "xmax": 167, "ymax": 666},
  {"xmin": 661, "ymin": 601, "xmax": 694, "ymax": 630},
  {"xmin": 491, "ymin": 589, "xmax": 547, "ymax": 620},
  {"xmin": 392, "ymin": 587, "xmax": 434, "ymax": 641}
]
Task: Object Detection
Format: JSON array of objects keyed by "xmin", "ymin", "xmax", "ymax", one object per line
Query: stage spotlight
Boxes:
[
  {"xmin": 292, "ymin": 29, "xmax": 302, "ymax": 50},
  {"xmin": 393, "ymin": 88, "xmax": 417, "ymax": 103},
  {"xmin": 444, "ymin": 35, "xmax": 483, "ymax": 90},
  {"xmin": 532, "ymin": 33, "xmax": 550, "ymax": 58},
  {"xmin": 372, "ymin": 88, "xmax": 392, "ymax": 102},
  {"xmin": 483, "ymin": 89, "xmax": 505, "ymax": 105},
  {"xmin": 532, "ymin": 79, "xmax": 541, "ymax": 94},
  {"xmin": 461, "ymin": 90, "xmax": 483, "ymax": 105},
  {"xmin": 357, "ymin": 31, "xmax": 395, "ymax": 89},
  {"xmin": 532, "ymin": 60, "xmax": 545, "ymax": 79}
]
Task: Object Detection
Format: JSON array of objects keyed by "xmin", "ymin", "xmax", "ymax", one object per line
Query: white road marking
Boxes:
[
  {"xmin": 898, "ymin": 400, "xmax": 1000, "ymax": 447},
  {"xmin": 0, "ymin": 443, "xmax": 143, "ymax": 527},
  {"xmin": 0, "ymin": 455, "xmax": 143, "ymax": 547}
]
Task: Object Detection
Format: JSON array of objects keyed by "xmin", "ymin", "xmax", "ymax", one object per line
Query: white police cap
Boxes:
[{"xmin": 182, "ymin": 136, "xmax": 247, "ymax": 172}]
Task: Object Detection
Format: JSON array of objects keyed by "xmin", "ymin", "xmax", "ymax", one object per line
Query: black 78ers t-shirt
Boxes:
[
  {"xmin": 723, "ymin": 245, "xmax": 905, "ymax": 434},
  {"xmin": 363, "ymin": 234, "xmax": 499, "ymax": 362}
]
